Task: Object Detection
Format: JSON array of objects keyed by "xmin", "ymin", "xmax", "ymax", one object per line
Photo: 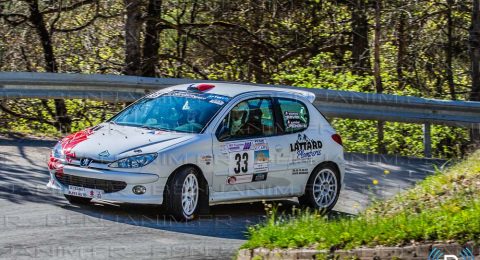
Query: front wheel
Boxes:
[
  {"xmin": 164, "ymin": 167, "xmax": 204, "ymax": 221},
  {"xmin": 298, "ymin": 163, "xmax": 341, "ymax": 213}
]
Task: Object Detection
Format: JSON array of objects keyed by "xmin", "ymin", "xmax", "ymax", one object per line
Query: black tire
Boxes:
[
  {"xmin": 163, "ymin": 166, "xmax": 207, "ymax": 221},
  {"xmin": 64, "ymin": 195, "xmax": 92, "ymax": 205},
  {"xmin": 298, "ymin": 163, "xmax": 341, "ymax": 214}
]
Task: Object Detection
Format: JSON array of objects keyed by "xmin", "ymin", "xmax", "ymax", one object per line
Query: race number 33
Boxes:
[
  {"xmin": 234, "ymin": 152, "xmax": 248, "ymax": 173},
  {"xmin": 229, "ymin": 150, "xmax": 254, "ymax": 174}
]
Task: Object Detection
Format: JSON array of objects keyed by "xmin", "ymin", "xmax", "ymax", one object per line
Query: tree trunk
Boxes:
[
  {"xmin": 124, "ymin": 0, "xmax": 143, "ymax": 76},
  {"xmin": 26, "ymin": 0, "xmax": 71, "ymax": 133},
  {"xmin": 142, "ymin": 0, "xmax": 162, "ymax": 77},
  {"xmin": 471, "ymin": 0, "xmax": 480, "ymax": 102},
  {"xmin": 27, "ymin": 0, "xmax": 56, "ymax": 73},
  {"xmin": 374, "ymin": 0, "xmax": 386, "ymax": 154},
  {"xmin": 351, "ymin": 0, "xmax": 370, "ymax": 76},
  {"xmin": 470, "ymin": 0, "xmax": 480, "ymax": 144},
  {"xmin": 248, "ymin": 0, "xmax": 265, "ymax": 83},
  {"xmin": 446, "ymin": 0, "xmax": 456, "ymax": 100},
  {"xmin": 396, "ymin": 12, "xmax": 406, "ymax": 90}
]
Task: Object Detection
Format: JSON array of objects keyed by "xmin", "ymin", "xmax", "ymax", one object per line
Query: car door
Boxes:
[
  {"xmin": 270, "ymin": 97, "xmax": 325, "ymax": 194},
  {"xmin": 211, "ymin": 97, "xmax": 286, "ymax": 195}
]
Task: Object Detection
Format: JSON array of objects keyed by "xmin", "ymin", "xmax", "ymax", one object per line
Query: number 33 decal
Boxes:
[
  {"xmin": 234, "ymin": 152, "xmax": 248, "ymax": 173},
  {"xmin": 229, "ymin": 150, "xmax": 254, "ymax": 175}
]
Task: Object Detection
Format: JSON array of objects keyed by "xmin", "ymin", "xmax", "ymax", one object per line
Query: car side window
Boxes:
[
  {"xmin": 217, "ymin": 98, "xmax": 275, "ymax": 141},
  {"xmin": 278, "ymin": 98, "xmax": 309, "ymax": 133}
]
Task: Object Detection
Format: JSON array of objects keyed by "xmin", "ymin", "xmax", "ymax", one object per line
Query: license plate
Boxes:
[{"xmin": 67, "ymin": 185, "xmax": 103, "ymax": 199}]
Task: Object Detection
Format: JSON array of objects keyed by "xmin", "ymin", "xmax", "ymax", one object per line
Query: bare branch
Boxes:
[
  {"xmin": 49, "ymin": 0, "xmax": 63, "ymax": 34},
  {"xmin": 1, "ymin": 13, "xmax": 28, "ymax": 26},
  {"xmin": 165, "ymin": 20, "xmax": 278, "ymax": 51},
  {"xmin": 0, "ymin": 102, "xmax": 55, "ymax": 126},
  {"xmin": 278, "ymin": 44, "xmax": 350, "ymax": 63},
  {"xmin": 51, "ymin": 3, "xmax": 120, "ymax": 33},
  {"xmin": 158, "ymin": 53, "xmax": 209, "ymax": 79},
  {"xmin": 41, "ymin": 0, "xmax": 96, "ymax": 14}
]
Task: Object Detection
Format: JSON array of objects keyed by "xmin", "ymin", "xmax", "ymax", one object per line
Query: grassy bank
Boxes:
[{"xmin": 242, "ymin": 150, "xmax": 480, "ymax": 250}]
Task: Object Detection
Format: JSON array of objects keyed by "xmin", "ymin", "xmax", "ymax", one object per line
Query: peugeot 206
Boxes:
[{"xmin": 47, "ymin": 83, "xmax": 345, "ymax": 220}]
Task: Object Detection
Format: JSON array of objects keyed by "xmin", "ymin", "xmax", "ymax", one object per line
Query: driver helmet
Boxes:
[
  {"xmin": 231, "ymin": 101, "xmax": 249, "ymax": 134},
  {"xmin": 187, "ymin": 110, "xmax": 199, "ymax": 124}
]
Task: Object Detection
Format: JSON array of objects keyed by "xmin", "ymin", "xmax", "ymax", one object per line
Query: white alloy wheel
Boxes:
[
  {"xmin": 312, "ymin": 168, "xmax": 338, "ymax": 208},
  {"xmin": 298, "ymin": 163, "xmax": 341, "ymax": 213},
  {"xmin": 181, "ymin": 173, "xmax": 199, "ymax": 216}
]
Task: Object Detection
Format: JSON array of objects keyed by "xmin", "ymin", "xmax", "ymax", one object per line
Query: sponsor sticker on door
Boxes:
[{"xmin": 226, "ymin": 139, "xmax": 270, "ymax": 175}]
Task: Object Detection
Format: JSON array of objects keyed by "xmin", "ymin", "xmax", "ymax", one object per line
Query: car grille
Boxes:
[{"xmin": 55, "ymin": 173, "xmax": 127, "ymax": 193}]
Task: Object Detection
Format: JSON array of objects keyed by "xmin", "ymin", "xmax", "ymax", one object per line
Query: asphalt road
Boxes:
[{"xmin": 0, "ymin": 137, "xmax": 446, "ymax": 259}]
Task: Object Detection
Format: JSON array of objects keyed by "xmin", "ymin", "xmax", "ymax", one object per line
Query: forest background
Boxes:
[{"xmin": 1, "ymin": 0, "xmax": 479, "ymax": 158}]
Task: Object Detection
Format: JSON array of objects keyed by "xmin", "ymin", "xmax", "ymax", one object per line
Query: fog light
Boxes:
[{"xmin": 132, "ymin": 185, "xmax": 146, "ymax": 195}]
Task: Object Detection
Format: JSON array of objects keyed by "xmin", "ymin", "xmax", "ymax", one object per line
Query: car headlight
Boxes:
[
  {"xmin": 108, "ymin": 153, "xmax": 158, "ymax": 168},
  {"xmin": 52, "ymin": 141, "xmax": 65, "ymax": 159}
]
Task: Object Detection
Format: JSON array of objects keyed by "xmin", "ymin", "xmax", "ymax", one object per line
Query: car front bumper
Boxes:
[{"xmin": 47, "ymin": 165, "xmax": 167, "ymax": 205}]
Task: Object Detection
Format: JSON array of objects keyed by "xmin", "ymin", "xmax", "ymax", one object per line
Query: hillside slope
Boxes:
[{"xmin": 243, "ymin": 150, "xmax": 480, "ymax": 249}]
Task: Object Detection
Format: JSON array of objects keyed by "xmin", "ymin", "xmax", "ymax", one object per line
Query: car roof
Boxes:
[{"xmin": 158, "ymin": 83, "xmax": 316, "ymax": 103}]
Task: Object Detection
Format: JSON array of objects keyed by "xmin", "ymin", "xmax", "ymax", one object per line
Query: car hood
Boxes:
[{"xmin": 59, "ymin": 123, "xmax": 194, "ymax": 161}]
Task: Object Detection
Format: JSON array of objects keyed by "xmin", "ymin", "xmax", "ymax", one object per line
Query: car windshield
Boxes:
[{"xmin": 110, "ymin": 90, "xmax": 230, "ymax": 133}]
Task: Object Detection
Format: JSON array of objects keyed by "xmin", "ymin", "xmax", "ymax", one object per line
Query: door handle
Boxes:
[{"xmin": 275, "ymin": 145, "xmax": 283, "ymax": 152}]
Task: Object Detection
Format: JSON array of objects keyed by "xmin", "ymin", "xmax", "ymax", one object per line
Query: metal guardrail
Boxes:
[{"xmin": 1, "ymin": 72, "xmax": 480, "ymax": 157}]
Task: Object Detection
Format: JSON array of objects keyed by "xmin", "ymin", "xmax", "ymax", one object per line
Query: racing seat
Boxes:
[{"xmin": 238, "ymin": 108, "xmax": 263, "ymax": 136}]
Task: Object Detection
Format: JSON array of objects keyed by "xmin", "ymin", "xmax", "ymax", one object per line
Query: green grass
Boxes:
[{"xmin": 242, "ymin": 150, "xmax": 480, "ymax": 250}]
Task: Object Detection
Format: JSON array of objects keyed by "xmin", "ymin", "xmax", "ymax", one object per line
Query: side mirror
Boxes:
[{"xmin": 216, "ymin": 117, "xmax": 231, "ymax": 142}]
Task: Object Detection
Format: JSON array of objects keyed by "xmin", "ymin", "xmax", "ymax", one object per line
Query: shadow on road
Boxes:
[
  {"xmin": 0, "ymin": 137, "xmax": 56, "ymax": 149},
  {"xmin": 0, "ymin": 137, "xmax": 446, "ymax": 241},
  {"xmin": 62, "ymin": 199, "xmax": 352, "ymax": 240},
  {"xmin": 0, "ymin": 144, "xmax": 64, "ymax": 205}
]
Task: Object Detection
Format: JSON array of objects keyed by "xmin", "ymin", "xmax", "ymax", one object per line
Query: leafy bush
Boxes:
[
  {"xmin": 242, "ymin": 150, "xmax": 480, "ymax": 250},
  {"xmin": 272, "ymin": 53, "xmax": 470, "ymax": 158},
  {"xmin": 0, "ymin": 99, "xmax": 122, "ymax": 137}
]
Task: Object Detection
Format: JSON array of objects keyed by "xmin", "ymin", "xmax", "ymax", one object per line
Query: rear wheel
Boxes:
[
  {"xmin": 164, "ymin": 166, "xmax": 205, "ymax": 221},
  {"xmin": 64, "ymin": 195, "xmax": 92, "ymax": 205},
  {"xmin": 298, "ymin": 163, "xmax": 341, "ymax": 213}
]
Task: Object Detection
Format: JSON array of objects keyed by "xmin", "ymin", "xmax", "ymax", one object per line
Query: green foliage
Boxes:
[
  {"xmin": 242, "ymin": 150, "xmax": 480, "ymax": 249},
  {"xmin": 0, "ymin": 99, "xmax": 121, "ymax": 137},
  {"xmin": 272, "ymin": 53, "xmax": 470, "ymax": 158},
  {"xmin": 0, "ymin": 0, "xmax": 474, "ymax": 158},
  {"xmin": 273, "ymin": 53, "xmax": 375, "ymax": 92},
  {"xmin": 331, "ymin": 120, "xmax": 469, "ymax": 158}
]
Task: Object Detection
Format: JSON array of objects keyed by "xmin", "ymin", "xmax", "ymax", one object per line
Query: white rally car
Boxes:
[{"xmin": 47, "ymin": 83, "xmax": 345, "ymax": 220}]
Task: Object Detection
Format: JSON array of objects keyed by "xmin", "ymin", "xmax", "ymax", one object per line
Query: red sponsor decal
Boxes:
[
  {"xmin": 227, "ymin": 176, "xmax": 236, "ymax": 185},
  {"xmin": 60, "ymin": 128, "xmax": 94, "ymax": 158},
  {"xmin": 48, "ymin": 156, "xmax": 64, "ymax": 174},
  {"xmin": 65, "ymin": 156, "xmax": 74, "ymax": 163},
  {"xmin": 147, "ymin": 130, "xmax": 166, "ymax": 135},
  {"xmin": 48, "ymin": 128, "xmax": 94, "ymax": 173}
]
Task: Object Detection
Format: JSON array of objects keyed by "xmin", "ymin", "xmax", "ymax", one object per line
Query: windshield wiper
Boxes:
[
  {"xmin": 112, "ymin": 123, "xmax": 177, "ymax": 133},
  {"xmin": 139, "ymin": 125, "xmax": 171, "ymax": 131}
]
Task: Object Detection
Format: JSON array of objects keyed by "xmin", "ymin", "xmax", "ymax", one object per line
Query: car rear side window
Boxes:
[{"xmin": 278, "ymin": 98, "xmax": 309, "ymax": 133}]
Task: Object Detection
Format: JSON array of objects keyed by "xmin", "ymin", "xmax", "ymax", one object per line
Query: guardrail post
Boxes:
[{"xmin": 423, "ymin": 123, "xmax": 432, "ymax": 158}]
